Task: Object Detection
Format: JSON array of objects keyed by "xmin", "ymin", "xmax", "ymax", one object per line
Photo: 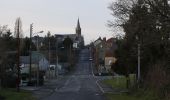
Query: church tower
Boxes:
[{"xmin": 76, "ymin": 18, "xmax": 81, "ymax": 36}]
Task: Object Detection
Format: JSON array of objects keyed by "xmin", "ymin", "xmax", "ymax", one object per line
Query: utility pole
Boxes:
[
  {"xmin": 70, "ymin": 45, "xmax": 71, "ymax": 66},
  {"xmin": 17, "ymin": 20, "xmax": 20, "ymax": 92},
  {"xmin": 29, "ymin": 23, "xmax": 33, "ymax": 82},
  {"xmin": 48, "ymin": 32, "xmax": 51, "ymax": 79},
  {"xmin": 137, "ymin": 43, "xmax": 141, "ymax": 83},
  {"xmin": 55, "ymin": 55, "xmax": 58, "ymax": 78},
  {"xmin": 36, "ymin": 35, "xmax": 39, "ymax": 86},
  {"xmin": 55, "ymin": 39, "xmax": 58, "ymax": 78},
  {"xmin": 136, "ymin": 35, "xmax": 141, "ymax": 84},
  {"xmin": 49, "ymin": 41, "xmax": 50, "ymax": 79}
]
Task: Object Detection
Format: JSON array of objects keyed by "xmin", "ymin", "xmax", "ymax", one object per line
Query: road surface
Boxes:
[{"xmin": 42, "ymin": 49, "xmax": 105, "ymax": 100}]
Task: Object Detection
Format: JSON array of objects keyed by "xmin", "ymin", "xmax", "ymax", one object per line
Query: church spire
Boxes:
[
  {"xmin": 76, "ymin": 18, "xmax": 81, "ymax": 36},
  {"xmin": 77, "ymin": 18, "xmax": 80, "ymax": 29}
]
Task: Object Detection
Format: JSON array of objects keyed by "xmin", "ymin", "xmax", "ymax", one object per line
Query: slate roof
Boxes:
[
  {"xmin": 20, "ymin": 51, "xmax": 46, "ymax": 64},
  {"xmin": 55, "ymin": 34, "xmax": 78, "ymax": 42}
]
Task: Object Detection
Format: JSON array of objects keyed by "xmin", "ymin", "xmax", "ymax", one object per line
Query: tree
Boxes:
[
  {"xmin": 21, "ymin": 37, "xmax": 36, "ymax": 56},
  {"xmin": 108, "ymin": 0, "xmax": 170, "ymax": 89},
  {"xmin": 63, "ymin": 36, "xmax": 73, "ymax": 49},
  {"xmin": 0, "ymin": 26, "xmax": 17, "ymax": 88},
  {"xmin": 63, "ymin": 36, "xmax": 74, "ymax": 69}
]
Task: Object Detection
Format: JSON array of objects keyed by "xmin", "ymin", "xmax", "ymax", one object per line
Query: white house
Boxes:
[{"xmin": 20, "ymin": 51, "xmax": 49, "ymax": 74}]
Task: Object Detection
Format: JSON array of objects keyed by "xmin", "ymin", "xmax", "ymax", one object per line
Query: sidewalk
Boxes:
[
  {"xmin": 20, "ymin": 86, "xmax": 41, "ymax": 91},
  {"xmin": 20, "ymin": 76, "xmax": 64, "ymax": 91},
  {"xmin": 20, "ymin": 76, "xmax": 68, "ymax": 99}
]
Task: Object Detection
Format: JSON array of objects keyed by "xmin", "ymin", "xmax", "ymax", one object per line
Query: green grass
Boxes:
[
  {"xmin": 102, "ymin": 74, "xmax": 136, "ymax": 89},
  {"xmin": 0, "ymin": 88, "xmax": 36, "ymax": 100},
  {"xmin": 105, "ymin": 90, "xmax": 159, "ymax": 100},
  {"xmin": 103, "ymin": 74, "xmax": 159, "ymax": 100},
  {"xmin": 103, "ymin": 76, "xmax": 126, "ymax": 89},
  {"xmin": 106, "ymin": 93, "xmax": 138, "ymax": 100}
]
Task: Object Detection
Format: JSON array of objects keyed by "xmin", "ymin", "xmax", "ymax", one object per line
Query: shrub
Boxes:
[{"xmin": 145, "ymin": 61, "xmax": 170, "ymax": 99}]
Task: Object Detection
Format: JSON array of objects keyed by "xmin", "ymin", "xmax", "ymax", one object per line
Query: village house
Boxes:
[
  {"xmin": 20, "ymin": 51, "xmax": 49, "ymax": 85},
  {"xmin": 92, "ymin": 37, "xmax": 117, "ymax": 75}
]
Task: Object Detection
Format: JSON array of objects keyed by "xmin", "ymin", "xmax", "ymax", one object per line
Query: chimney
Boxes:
[{"xmin": 103, "ymin": 37, "xmax": 106, "ymax": 42}]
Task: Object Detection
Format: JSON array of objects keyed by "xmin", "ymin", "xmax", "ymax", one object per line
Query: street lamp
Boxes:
[
  {"xmin": 55, "ymin": 38, "xmax": 59, "ymax": 78},
  {"xmin": 35, "ymin": 32, "xmax": 43, "ymax": 86},
  {"xmin": 35, "ymin": 31, "xmax": 44, "ymax": 50},
  {"xmin": 29, "ymin": 23, "xmax": 43, "ymax": 83},
  {"xmin": 136, "ymin": 35, "xmax": 141, "ymax": 84}
]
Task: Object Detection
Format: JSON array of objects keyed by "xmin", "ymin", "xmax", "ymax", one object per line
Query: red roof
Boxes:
[{"xmin": 105, "ymin": 50, "xmax": 115, "ymax": 57}]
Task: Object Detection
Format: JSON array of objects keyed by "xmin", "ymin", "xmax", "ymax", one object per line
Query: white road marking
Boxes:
[{"xmin": 96, "ymin": 80, "xmax": 105, "ymax": 93}]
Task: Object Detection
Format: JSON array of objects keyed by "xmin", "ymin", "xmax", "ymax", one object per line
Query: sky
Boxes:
[{"xmin": 0, "ymin": 0, "xmax": 115, "ymax": 44}]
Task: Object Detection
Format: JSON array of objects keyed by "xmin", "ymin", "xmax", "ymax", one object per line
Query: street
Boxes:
[{"xmin": 40, "ymin": 49, "xmax": 105, "ymax": 100}]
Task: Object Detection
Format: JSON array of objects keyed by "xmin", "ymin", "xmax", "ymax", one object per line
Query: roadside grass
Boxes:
[
  {"xmin": 0, "ymin": 88, "xmax": 36, "ymax": 100},
  {"xmin": 103, "ymin": 74, "xmax": 159, "ymax": 100},
  {"xmin": 102, "ymin": 74, "xmax": 136, "ymax": 89},
  {"xmin": 106, "ymin": 93, "xmax": 138, "ymax": 100},
  {"xmin": 105, "ymin": 90, "xmax": 159, "ymax": 100}
]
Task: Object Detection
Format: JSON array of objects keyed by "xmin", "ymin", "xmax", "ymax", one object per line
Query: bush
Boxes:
[
  {"xmin": 0, "ymin": 95, "xmax": 5, "ymax": 100},
  {"xmin": 2, "ymin": 75, "xmax": 17, "ymax": 88},
  {"xmin": 27, "ymin": 77, "xmax": 44, "ymax": 86},
  {"xmin": 27, "ymin": 72, "xmax": 44, "ymax": 86},
  {"xmin": 145, "ymin": 61, "xmax": 170, "ymax": 99}
]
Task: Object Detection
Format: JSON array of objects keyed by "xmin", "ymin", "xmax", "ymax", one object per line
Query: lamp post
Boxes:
[
  {"xmin": 36, "ymin": 32, "xmax": 43, "ymax": 86},
  {"xmin": 29, "ymin": 23, "xmax": 43, "ymax": 83},
  {"xmin": 136, "ymin": 35, "xmax": 141, "ymax": 84},
  {"xmin": 17, "ymin": 24, "xmax": 20, "ymax": 92},
  {"xmin": 55, "ymin": 39, "xmax": 58, "ymax": 78},
  {"xmin": 29, "ymin": 24, "xmax": 33, "ymax": 82},
  {"xmin": 47, "ymin": 32, "xmax": 51, "ymax": 79}
]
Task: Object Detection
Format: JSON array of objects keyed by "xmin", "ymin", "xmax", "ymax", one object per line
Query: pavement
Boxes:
[{"xmin": 21, "ymin": 48, "xmax": 121, "ymax": 100}]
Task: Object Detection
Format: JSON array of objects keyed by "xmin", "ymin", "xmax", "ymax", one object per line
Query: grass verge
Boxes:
[
  {"xmin": 105, "ymin": 90, "xmax": 159, "ymax": 100},
  {"xmin": 102, "ymin": 74, "xmax": 135, "ymax": 89},
  {"xmin": 102, "ymin": 74, "xmax": 159, "ymax": 100},
  {"xmin": 0, "ymin": 88, "xmax": 36, "ymax": 100}
]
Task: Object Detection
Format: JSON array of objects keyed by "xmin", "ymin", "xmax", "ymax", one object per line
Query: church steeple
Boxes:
[{"xmin": 76, "ymin": 18, "xmax": 81, "ymax": 36}]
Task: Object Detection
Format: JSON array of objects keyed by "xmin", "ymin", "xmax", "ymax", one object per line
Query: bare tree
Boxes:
[
  {"xmin": 0, "ymin": 25, "xmax": 9, "ymax": 37},
  {"xmin": 108, "ymin": 0, "xmax": 170, "ymax": 90},
  {"xmin": 108, "ymin": 0, "xmax": 137, "ymax": 28},
  {"xmin": 14, "ymin": 17, "xmax": 23, "ymax": 38},
  {"xmin": 144, "ymin": 0, "xmax": 170, "ymax": 21}
]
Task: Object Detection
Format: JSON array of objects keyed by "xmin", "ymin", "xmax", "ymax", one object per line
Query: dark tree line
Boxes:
[
  {"xmin": 0, "ymin": 25, "xmax": 37, "ymax": 88},
  {"xmin": 109, "ymin": 0, "xmax": 170, "ymax": 94}
]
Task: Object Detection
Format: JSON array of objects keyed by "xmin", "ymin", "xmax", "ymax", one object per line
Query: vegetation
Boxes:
[
  {"xmin": 105, "ymin": 90, "xmax": 159, "ymax": 100},
  {"xmin": 108, "ymin": 0, "xmax": 170, "ymax": 99},
  {"xmin": 103, "ymin": 74, "xmax": 135, "ymax": 89},
  {"xmin": 0, "ymin": 88, "xmax": 36, "ymax": 100},
  {"xmin": 0, "ymin": 25, "xmax": 17, "ymax": 88},
  {"xmin": 103, "ymin": 75, "xmax": 159, "ymax": 100},
  {"xmin": 0, "ymin": 24, "xmax": 37, "ymax": 88}
]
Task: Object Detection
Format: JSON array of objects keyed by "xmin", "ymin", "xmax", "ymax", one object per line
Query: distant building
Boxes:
[
  {"xmin": 55, "ymin": 18, "xmax": 84, "ymax": 49},
  {"xmin": 92, "ymin": 37, "xmax": 106, "ymax": 73},
  {"xmin": 92, "ymin": 37, "xmax": 117, "ymax": 74},
  {"xmin": 105, "ymin": 38, "xmax": 117, "ymax": 72}
]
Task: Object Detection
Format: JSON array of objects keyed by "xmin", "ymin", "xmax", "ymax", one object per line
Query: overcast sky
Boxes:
[{"xmin": 0, "ymin": 0, "xmax": 115, "ymax": 44}]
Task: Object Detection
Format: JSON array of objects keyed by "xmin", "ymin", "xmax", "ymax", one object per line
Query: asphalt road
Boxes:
[{"xmin": 42, "ymin": 49, "xmax": 105, "ymax": 100}]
